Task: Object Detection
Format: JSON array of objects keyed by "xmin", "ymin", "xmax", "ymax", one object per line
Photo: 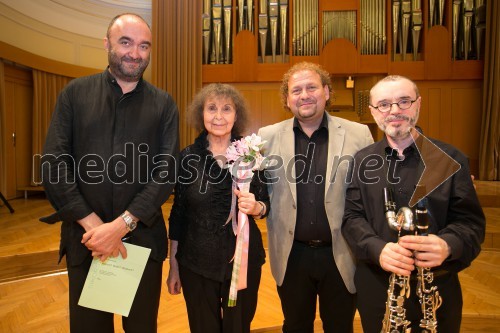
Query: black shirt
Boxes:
[
  {"xmin": 384, "ymin": 145, "xmax": 421, "ymax": 213},
  {"xmin": 293, "ymin": 114, "xmax": 331, "ymax": 242},
  {"xmin": 41, "ymin": 69, "xmax": 179, "ymax": 265}
]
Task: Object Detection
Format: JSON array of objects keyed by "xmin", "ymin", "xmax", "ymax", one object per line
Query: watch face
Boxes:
[{"xmin": 122, "ymin": 214, "xmax": 136, "ymax": 231}]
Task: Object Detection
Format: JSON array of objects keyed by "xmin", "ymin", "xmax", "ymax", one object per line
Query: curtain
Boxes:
[
  {"xmin": 479, "ymin": 0, "xmax": 500, "ymax": 180},
  {"xmin": 152, "ymin": 0, "xmax": 202, "ymax": 149},
  {"xmin": 32, "ymin": 69, "xmax": 72, "ymax": 185}
]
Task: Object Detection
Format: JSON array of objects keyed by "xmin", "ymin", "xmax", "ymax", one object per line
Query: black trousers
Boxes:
[
  {"xmin": 67, "ymin": 255, "xmax": 163, "ymax": 333},
  {"xmin": 355, "ymin": 262, "xmax": 463, "ymax": 333},
  {"xmin": 277, "ymin": 241, "xmax": 356, "ymax": 333},
  {"xmin": 179, "ymin": 263, "xmax": 262, "ymax": 333}
]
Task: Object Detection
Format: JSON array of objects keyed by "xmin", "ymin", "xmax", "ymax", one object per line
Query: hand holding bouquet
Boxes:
[{"xmin": 225, "ymin": 134, "xmax": 266, "ymax": 307}]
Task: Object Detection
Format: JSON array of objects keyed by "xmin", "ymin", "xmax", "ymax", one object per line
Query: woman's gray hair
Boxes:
[{"xmin": 188, "ymin": 83, "xmax": 250, "ymax": 137}]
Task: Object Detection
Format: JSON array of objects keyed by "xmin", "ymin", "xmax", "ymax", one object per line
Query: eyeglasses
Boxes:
[{"xmin": 370, "ymin": 99, "xmax": 417, "ymax": 113}]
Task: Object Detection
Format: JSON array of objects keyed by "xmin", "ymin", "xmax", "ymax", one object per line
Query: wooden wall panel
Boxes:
[
  {"xmin": 390, "ymin": 61, "xmax": 426, "ymax": 80},
  {"xmin": 238, "ymin": 88, "xmax": 260, "ymax": 135},
  {"xmin": 415, "ymin": 80, "xmax": 482, "ymax": 175},
  {"xmin": 231, "ymin": 82, "xmax": 288, "ymax": 136},
  {"xmin": 260, "ymin": 88, "xmax": 292, "ymax": 127},
  {"xmin": 451, "ymin": 86, "xmax": 482, "ymax": 174},
  {"xmin": 439, "ymin": 85, "xmax": 453, "ymax": 144},
  {"xmin": 426, "ymin": 88, "xmax": 442, "ymax": 138},
  {"xmin": 417, "ymin": 90, "xmax": 429, "ymax": 132}
]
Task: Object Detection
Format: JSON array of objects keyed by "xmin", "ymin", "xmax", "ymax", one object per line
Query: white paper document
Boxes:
[{"xmin": 78, "ymin": 243, "xmax": 151, "ymax": 316}]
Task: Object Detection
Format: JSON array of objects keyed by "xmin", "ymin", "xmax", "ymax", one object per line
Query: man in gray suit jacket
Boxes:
[{"xmin": 258, "ymin": 62, "xmax": 373, "ymax": 333}]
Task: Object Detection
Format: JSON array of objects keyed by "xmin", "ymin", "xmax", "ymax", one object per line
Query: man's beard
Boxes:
[
  {"xmin": 376, "ymin": 113, "xmax": 419, "ymax": 139},
  {"xmin": 295, "ymin": 98, "xmax": 321, "ymax": 118},
  {"xmin": 108, "ymin": 50, "xmax": 149, "ymax": 82}
]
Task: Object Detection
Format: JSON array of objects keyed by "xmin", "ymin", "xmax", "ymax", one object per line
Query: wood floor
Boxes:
[{"xmin": 0, "ymin": 180, "xmax": 499, "ymax": 332}]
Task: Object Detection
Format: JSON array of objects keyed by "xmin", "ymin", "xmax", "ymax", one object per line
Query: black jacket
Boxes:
[
  {"xmin": 342, "ymin": 136, "xmax": 485, "ymax": 273},
  {"xmin": 169, "ymin": 131, "xmax": 268, "ymax": 282}
]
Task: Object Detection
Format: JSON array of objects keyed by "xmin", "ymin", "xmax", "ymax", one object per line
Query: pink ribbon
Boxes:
[
  {"xmin": 235, "ymin": 181, "xmax": 250, "ymax": 290},
  {"xmin": 227, "ymin": 169, "xmax": 253, "ymax": 306}
]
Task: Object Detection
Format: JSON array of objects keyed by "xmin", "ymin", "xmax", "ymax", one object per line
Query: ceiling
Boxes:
[{"xmin": 0, "ymin": 0, "xmax": 152, "ymax": 39}]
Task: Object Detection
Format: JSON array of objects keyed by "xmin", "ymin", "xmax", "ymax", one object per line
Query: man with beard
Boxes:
[
  {"xmin": 341, "ymin": 75, "xmax": 485, "ymax": 332},
  {"xmin": 258, "ymin": 62, "xmax": 373, "ymax": 332},
  {"xmin": 41, "ymin": 13, "xmax": 179, "ymax": 333}
]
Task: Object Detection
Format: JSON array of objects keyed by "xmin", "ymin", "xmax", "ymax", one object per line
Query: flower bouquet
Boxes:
[{"xmin": 225, "ymin": 133, "xmax": 266, "ymax": 307}]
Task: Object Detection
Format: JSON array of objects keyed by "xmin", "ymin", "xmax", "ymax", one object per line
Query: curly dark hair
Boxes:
[
  {"xmin": 188, "ymin": 83, "xmax": 250, "ymax": 137},
  {"xmin": 279, "ymin": 62, "xmax": 333, "ymax": 111}
]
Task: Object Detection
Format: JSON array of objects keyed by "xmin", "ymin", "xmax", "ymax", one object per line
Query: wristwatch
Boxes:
[{"xmin": 121, "ymin": 213, "xmax": 137, "ymax": 232}]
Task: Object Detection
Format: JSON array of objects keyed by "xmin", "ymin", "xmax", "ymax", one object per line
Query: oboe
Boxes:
[
  {"xmin": 381, "ymin": 187, "xmax": 412, "ymax": 333},
  {"xmin": 415, "ymin": 201, "xmax": 443, "ymax": 332}
]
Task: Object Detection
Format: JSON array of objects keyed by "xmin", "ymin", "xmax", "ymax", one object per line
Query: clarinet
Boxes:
[
  {"xmin": 415, "ymin": 202, "xmax": 443, "ymax": 332},
  {"xmin": 381, "ymin": 188, "xmax": 413, "ymax": 333}
]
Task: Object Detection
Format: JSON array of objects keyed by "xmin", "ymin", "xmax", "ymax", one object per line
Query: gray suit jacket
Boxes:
[{"xmin": 258, "ymin": 113, "xmax": 373, "ymax": 293}]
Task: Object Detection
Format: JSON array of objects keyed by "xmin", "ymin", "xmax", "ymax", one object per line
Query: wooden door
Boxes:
[{"xmin": 1, "ymin": 64, "xmax": 33, "ymax": 199}]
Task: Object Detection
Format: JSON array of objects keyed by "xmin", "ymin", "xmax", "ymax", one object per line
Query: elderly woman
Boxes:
[{"xmin": 167, "ymin": 83, "xmax": 269, "ymax": 333}]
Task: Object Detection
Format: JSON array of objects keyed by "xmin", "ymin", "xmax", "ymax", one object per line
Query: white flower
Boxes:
[{"xmin": 225, "ymin": 133, "xmax": 267, "ymax": 178}]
